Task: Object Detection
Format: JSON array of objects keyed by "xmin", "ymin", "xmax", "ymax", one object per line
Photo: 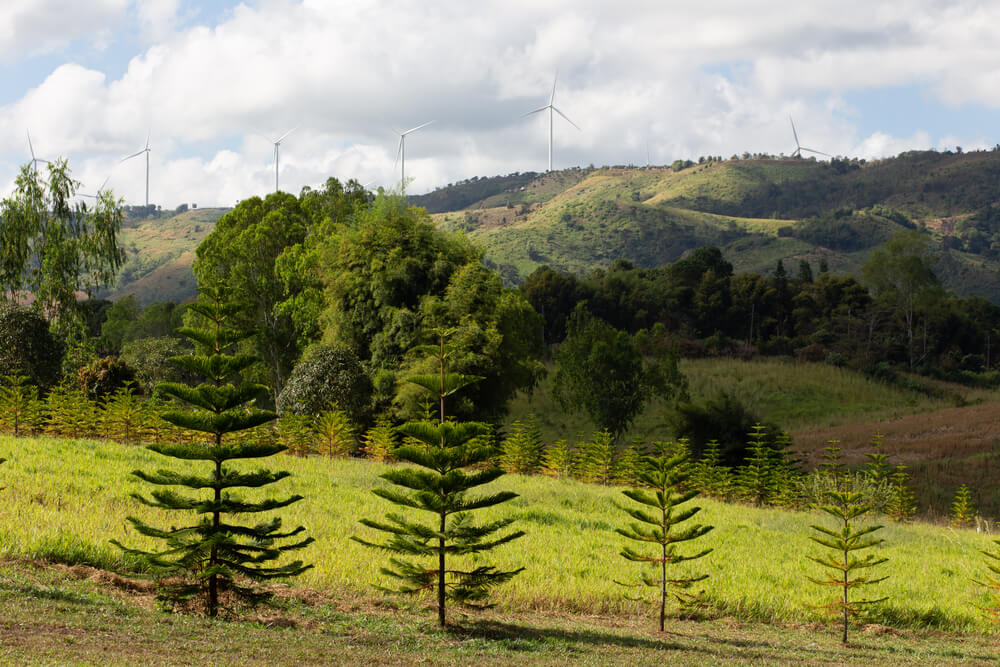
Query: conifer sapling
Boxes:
[
  {"xmin": 111, "ymin": 287, "xmax": 313, "ymax": 617},
  {"xmin": 617, "ymin": 441, "xmax": 713, "ymax": 631}
]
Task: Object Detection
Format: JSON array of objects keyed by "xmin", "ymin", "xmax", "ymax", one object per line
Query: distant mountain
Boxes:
[{"xmin": 426, "ymin": 151, "xmax": 1000, "ymax": 303}]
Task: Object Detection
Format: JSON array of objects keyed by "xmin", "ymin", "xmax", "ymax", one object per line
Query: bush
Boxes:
[
  {"xmin": 120, "ymin": 337, "xmax": 193, "ymax": 395},
  {"xmin": 669, "ymin": 390, "xmax": 780, "ymax": 466},
  {"xmin": 77, "ymin": 356, "xmax": 136, "ymax": 401},
  {"xmin": 0, "ymin": 303, "xmax": 64, "ymax": 392},
  {"xmin": 276, "ymin": 344, "xmax": 372, "ymax": 425}
]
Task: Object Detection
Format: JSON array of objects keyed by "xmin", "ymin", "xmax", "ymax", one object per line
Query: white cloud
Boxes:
[
  {"xmin": 0, "ymin": 0, "xmax": 128, "ymax": 58},
  {"xmin": 2, "ymin": 1, "xmax": 1000, "ymax": 207}
]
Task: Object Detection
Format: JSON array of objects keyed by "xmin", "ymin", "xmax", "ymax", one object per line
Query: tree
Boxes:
[
  {"xmin": 354, "ymin": 329, "xmax": 524, "ymax": 627},
  {"xmin": 0, "ymin": 160, "xmax": 125, "ymax": 332},
  {"xmin": 807, "ymin": 489, "xmax": 888, "ymax": 644},
  {"xmin": 112, "ymin": 287, "xmax": 312, "ymax": 617},
  {"xmin": 275, "ymin": 343, "xmax": 372, "ymax": 425},
  {"xmin": 617, "ymin": 442, "xmax": 713, "ymax": 631},
  {"xmin": 862, "ymin": 230, "xmax": 940, "ymax": 368},
  {"xmin": 554, "ymin": 309, "xmax": 684, "ymax": 439},
  {"xmin": 193, "ymin": 193, "xmax": 311, "ymax": 399},
  {"xmin": 0, "ymin": 303, "xmax": 65, "ymax": 392}
]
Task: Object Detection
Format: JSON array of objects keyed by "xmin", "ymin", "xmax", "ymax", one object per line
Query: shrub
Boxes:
[
  {"xmin": 77, "ymin": 356, "xmax": 136, "ymax": 401},
  {"xmin": 276, "ymin": 344, "xmax": 372, "ymax": 425}
]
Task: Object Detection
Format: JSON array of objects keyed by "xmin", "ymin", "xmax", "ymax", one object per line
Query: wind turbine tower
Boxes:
[
  {"xmin": 393, "ymin": 121, "xmax": 433, "ymax": 193},
  {"xmin": 26, "ymin": 130, "xmax": 50, "ymax": 174},
  {"xmin": 269, "ymin": 127, "xmax": 296, "ymax": 192},
  {"xmin": 523, "ymin": 72, "xmax": 580, "ymax": 172},
  {"xmin": 122, "ymin": 133, "xmax": 152, "ymax": 206},
  {"xmin": 789, "ymin": 117, "xmax": 830, "ymax": 159}
]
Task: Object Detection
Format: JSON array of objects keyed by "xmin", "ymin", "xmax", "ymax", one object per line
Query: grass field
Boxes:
[{"xmin": 0, "ymin": 433, "xmax": 997, "ymax": 641}]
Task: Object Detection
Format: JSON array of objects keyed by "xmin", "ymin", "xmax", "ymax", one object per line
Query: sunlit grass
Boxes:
[{"xmin": 0, "ymin": 434, "xmax": 994, "ymax": 633}]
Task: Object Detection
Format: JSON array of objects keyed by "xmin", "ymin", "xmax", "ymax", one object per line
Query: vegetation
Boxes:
[
  {"xmin": 355, "ymin": 331, "xmax": 524, "ymax": 626},
  {"xmin": 616, "ymin": 442, "xmax": 713, "ymax": 631},
  {"xmin": 111, "ymin": 288, "xmax": 312, "ymax": 616}
]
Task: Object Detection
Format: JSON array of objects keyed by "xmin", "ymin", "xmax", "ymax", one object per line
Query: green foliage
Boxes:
[
  {"xmin": 689, "ymin": 440, "xmax": 732, "ymax": 499},
  {"xmin": 314, "ymin": 408, "xmax": 355, "ymax": 457},
  {"xmin": 0, "ymin": 303, "xmax": 65, "ymax": 392},
  {"xmin": 0, "ymin": 375, "xmax": 44, "ymax": 436},
  {"xmin": 354, "ymin": 329, "xmax": 524, "ymax": 627},
  {"xmin": 276, "ymin": 344, "xmax": 372, "ymax": 425},
  {"xmin": 978, "ymin": 537, "xmax": 1000, "ymax": 624},
  {"xmin": 574, "ymin": 430, "xmax": 616, "ymax": 485},
  {"xmin": 101, "ymin": 383, "xmax": 148, "ymax": 446},
  {"xmin": 499, "ymin": 416, "xmax": 543, "ymax": 475},
  {"xmin": 112, "ymin": 287, "xmax": 312, "ymax": 617},
  {"xmin": 614, "ymin": 444, "xmax": 644, "ymax": 487},
  {"xmin": 885, "ymin": 464, "xmax": 918, "ymax": 523},
  {"xmin": 120, "ymin": 336, "xmax": 192, "ymax": 395},
  {"xmin": 670, "ymin": 390, "xmax": 774, "ymax": 467},
  {"xmin": 617, "ymin": 442, "xmax": 713, "ymax": 631},
  {"xmin": 807, "ymin": 489, "xmax": 888, "ymax": 644},
  {"xmin": 950, "ymin": 485, "xmax": 976, "ymax": 529},
  {"xmin": 45, "ymin": 384, "xmax": 98, "ymax": 439},
  {"xmin": 734, "ymin": 424, "xmax": 775, "ymax": 505},
  {"xmin": 540, "ymin": 439, "xmax": 574, "ymax": 478},
  {"xmin": 555, "ymin": 309, "xmax": 680, "ymax": 439},
  {"xmin": 76, "ymin": 356, "xmax": 136, "ymax": 401},
  {"xmin": 277, "ymin": 414, "xmax": 314, "ymax": 456},
  {"xmin": 0, "ymin": 160, "xmax": 125, "ymax": 331},
  {"xmin": 361, "ymin": 420, "xmax": 397, "ymax": 462}
]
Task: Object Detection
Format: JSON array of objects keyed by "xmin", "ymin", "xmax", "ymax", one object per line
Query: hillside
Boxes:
[
  {"xmin": 102, "ymin": 207, "xmax": 228, "ymax": 304},
  {"xmin": 427, "ymin": 152, "xmax": 1000, "ymax": 301}
]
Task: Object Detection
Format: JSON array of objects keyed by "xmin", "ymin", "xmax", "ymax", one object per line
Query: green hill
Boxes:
[{"xmin": 426, "ymin": 152, "xmax": 1000, "ymax": 302}]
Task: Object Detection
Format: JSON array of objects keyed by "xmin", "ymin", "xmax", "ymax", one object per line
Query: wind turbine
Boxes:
[
  {"xmin": 121, "ymin": 132, "xmax": 151, "ymax": 206},
  {"xmin": 523, "ymin": 72, "xmax": 580, "ymax": 172},
  {"xmin": 789, "ymin": 117, "xmax": 830, "ymax": 159},
  {"xmin": 268, "ymin": 127, "xmax": 296, "ymax": 192},
  {"xmin": 392, "ymin": 121, "xmax": 433, "ymax": 192},
  {"xmin": 26, "ymin": 130, "xmax": 50, "ymax": 174}
]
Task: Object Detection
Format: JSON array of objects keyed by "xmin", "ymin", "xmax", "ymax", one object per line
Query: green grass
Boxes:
[{"xmin": 0, "ymin": 433, "xmax": 997, "ymax": 639}]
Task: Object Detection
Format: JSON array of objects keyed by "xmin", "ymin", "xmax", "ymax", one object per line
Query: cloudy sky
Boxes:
[{"xmin": 1, "ymin": 0, "xmax": 998, "ymax": 208}]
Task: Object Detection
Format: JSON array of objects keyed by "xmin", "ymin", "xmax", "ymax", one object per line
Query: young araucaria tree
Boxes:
[
  {"xmin": 354, "ymin": 328, "xmax": 525, "ymax": 627},
  {"xmin": 112, "ymin": 287, "xmax": 312, "ymax": 617},
  {"xmin": 617, "ymin": 441, "xmax": 713, "ymax": 631},
  {"xmin": 807, "ymin": 489, "xmax": 888, "ymax": 644}
]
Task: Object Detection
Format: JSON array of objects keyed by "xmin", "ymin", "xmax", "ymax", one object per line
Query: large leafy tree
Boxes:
[
  {"xmin": 554, "ymin": 308, "xmax": 685, "ymax": 439},
  {"xmin": 862, "ymin": 230, "xmax": 940, "ymax": 368},
  {"xmin": 0, "ymin": 302, "xmax": 65, "ymax": 391},
  {"xmin": 193, "ymin": 193, "xmax": 311, "ymax": 399},
  {"xmin": 112, "ymin": 287, "xmax": 312, "ymax": 617},
  {"xmin": 0, "ymin": 160, "xmax": 125, "ymax": 332}
]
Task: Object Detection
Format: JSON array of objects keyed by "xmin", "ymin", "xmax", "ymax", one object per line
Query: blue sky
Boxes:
[{"xmin": 1, "ymin": 0, "xmax": 998, "ymax": 208}]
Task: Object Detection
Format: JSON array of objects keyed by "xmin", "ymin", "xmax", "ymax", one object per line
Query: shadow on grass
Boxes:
[
  {"xmin": 448, "ymin": 618, "xmax": 708, "ymax": 656},
  {"xmin": 0, "ymin": 580, "xmax": 101, "ymax": 606}
]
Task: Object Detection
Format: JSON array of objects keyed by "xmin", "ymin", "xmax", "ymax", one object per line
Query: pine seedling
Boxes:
[
  {"xmin": 691, "ymin": 440, "xmax": 731, "ymax": 499},
  {"xmin": 277, "ymin": 414, "xmax": 314, "ymax": 456},
  {"xmin": 735, "ymin": 424, "xmax": 773, "ymax": 505},
  {"xmin": 951, "ymin": 484, "xmax": 976, "ymax": 529},
  {"xmin": 362, "ymin": 420, "xmax": 397, "ymax": 462},
  {"xmin": 315, "ymin": 407, "xmax": 354, "ymax": 457},
  {"xmin": 111, "ymin": 287, "xmax": 312, "ymax": 617},
  {"xmin": 576, "ymin": 430, "xmax": 616, "ymax": 485},
  {"xmin": 864, "ymin": 433, "xmax": 890, "ymax": 484},
  {"xmin": 102, "ymin": 382, "xmax": 146, "ymax": 446},
  {"xmin": 499, "ymin": 416, "xmax": 543, "ymax": 475},
  {"xmin": 818, "ymin": 442, "xmax": 847, "ymax": 489},
  {"xmin": 617, "ymin": 441, "xmax": 713, "ymax": 631},
  {"xmin": 807, "ymin": 489, "xmax": 888, "ymax": 644},
  {"xmin": 977, "ymin": 537, "xmax": 1000, "ymax": 623},
  {"xmin": 0, "ymin": 375, "xmax": 41, "ymax": 437},
  {"xmin": 354, "ymin": 328, "xmax": 524, "ymax": 627},
  {"xmin": 541, "ymin": 439, "xmax": 574, "ymax": 478},
  {"xmin": 614, "ymin": 444, "xmax": 645, "ymax": 487},
  {"xmin": 46, "ymin": 384, "xmax": 98, "ymax": 439},
  {"xmin": 885, "ymin": 464, "xmax": 917, "ymax": 522},
  {"xmin": 770, "ymin": 432, "xmax": 803, "ymax": 508}
]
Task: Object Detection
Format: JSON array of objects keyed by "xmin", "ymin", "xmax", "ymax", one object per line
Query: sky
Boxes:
[{"xmin": 2, "ymin": 0, "xmax": 999, "ymax": 209}]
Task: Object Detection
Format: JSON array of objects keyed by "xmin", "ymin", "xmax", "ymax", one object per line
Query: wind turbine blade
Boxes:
[
  {"xmin": 402, "ymin": 120, "xmax": 434, "ymax": 135},
  {"xmin": 275, "ymin": 126, "xmax": 297, "ymax": 144},
  {"xmin": 800, "ymin": 147, "xmax": 831, "ymax": 157},
  {"xmin": 392, "ymin": 137, "xmax": 403, "ymax": 172},
  {"xmin": 789, "ymin": 116, "xmax": 800, "ymax": 148},
  {"xmin": 552, "ymin": 106, "xmax": 581, "ymax": 131},
  {"xmin": 120, "ymin": 150, "xmax": 146, "ymax": 162},
  {"xmin": 550, "ymin": 71, "xmax": 558, "ymax": 106},
  {"xmin": 26, "ymin": 130, "xmax": 36, "ymax": 160},
  {"xmin": 521, "ymin": 106, "xmax": 549, "ymax": 117}
]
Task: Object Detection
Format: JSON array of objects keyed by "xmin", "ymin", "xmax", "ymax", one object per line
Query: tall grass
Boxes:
[{"xmin": 0, "ymin": 434, "xmax": 993, "ymax": 632}]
